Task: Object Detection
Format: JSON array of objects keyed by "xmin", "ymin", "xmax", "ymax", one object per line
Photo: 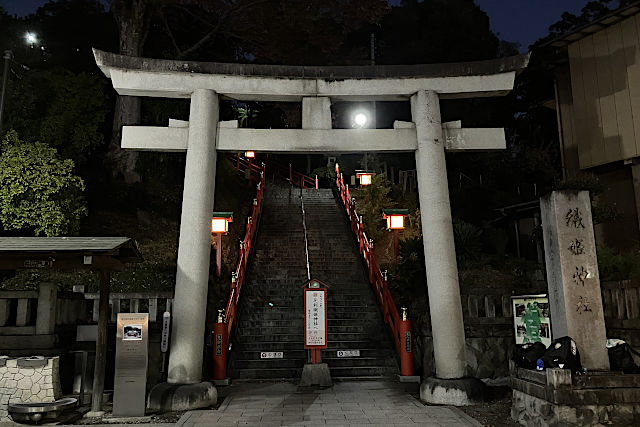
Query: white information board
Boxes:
[{"xmin": 305, "ymin": 289, "xmax": 326, "ymax": 347}]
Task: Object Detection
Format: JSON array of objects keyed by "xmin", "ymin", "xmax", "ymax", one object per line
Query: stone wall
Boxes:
[
  {"xmin": 511, "ymin": 389, "xmax": 640, "ymax": 426},
  {"xmin": 419, "ymin": 337, "xmax": 512, "ymax": 380},
  {"xmin": 0, "ymin": 356, "xmax": 61, "ymax": 421}
]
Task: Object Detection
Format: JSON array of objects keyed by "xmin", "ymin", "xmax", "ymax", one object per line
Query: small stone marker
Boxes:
[{"xmin": 540, "ymin": 191, "xmax": 609, "ymax": 370}]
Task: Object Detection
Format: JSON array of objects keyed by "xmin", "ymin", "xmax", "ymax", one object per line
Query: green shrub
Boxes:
[
  {"xmin": 0, "ymin": 130, "xmax": 87, "ymax": 236},
  {"xmin": 597, "ymin": 245, "xmax": 640, "ymax": 281}
]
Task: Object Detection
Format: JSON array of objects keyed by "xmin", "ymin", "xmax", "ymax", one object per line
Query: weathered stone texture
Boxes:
[
  {"xmin": 0, "ymin": 356, "xmax": 61, "ymax": 421},
  {"xmin": 512, "ymin": 389, "xmax": 640, "ymax": 426}
]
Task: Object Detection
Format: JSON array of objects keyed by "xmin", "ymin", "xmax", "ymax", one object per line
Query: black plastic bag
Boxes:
[
  {"xmin": 513, "ymin": 342, "xmax": 547, "ymax": 369},
  {"xmin": 542, "ymin": 336, "xmax": 582, "ymax": 372},
  {"xmin": 609, "ymin": 343, "xmax": 640, "ymax": 374}
]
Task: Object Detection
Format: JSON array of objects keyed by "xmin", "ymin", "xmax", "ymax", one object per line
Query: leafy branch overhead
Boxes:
[{"xmin": 0, "ymin": 131, "xmax": 87, "ymax": 237}]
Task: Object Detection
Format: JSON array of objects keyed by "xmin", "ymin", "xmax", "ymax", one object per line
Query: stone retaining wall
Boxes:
[{"xmin": 0, "ymin": 356, "xmax": 61, "ymax": 421}]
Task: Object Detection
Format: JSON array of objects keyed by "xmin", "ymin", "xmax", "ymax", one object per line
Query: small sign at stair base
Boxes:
[
  {"xmin": 260, "ymin": 352, "xmax": 283, "ymax": 359},
  {"xmin": 337, "ymin": 350, "xmax": 360, "ymax": 357}
]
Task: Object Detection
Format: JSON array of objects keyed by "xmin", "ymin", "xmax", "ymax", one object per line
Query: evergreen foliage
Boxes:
[{"xmin": 0, "ymin": 131, "xmax": 87, "ymax": 236}]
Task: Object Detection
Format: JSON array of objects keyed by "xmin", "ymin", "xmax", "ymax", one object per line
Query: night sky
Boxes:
[{"xmin": 0, "ymin": 0, "xmax": 610, "ymax": 51}]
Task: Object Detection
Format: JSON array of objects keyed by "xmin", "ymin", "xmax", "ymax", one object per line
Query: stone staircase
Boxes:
[{"xmin": 229, "ymin": 184, "xmax": 397, "ymax": 380}]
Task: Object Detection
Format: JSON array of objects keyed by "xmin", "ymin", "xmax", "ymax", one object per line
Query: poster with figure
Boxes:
[{"xmin": 512, "ymin": 295, "xmax": 551, "ymax": 348}]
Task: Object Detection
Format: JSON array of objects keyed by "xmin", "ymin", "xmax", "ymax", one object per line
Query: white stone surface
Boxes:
[
  {"xmin": 540, "ymin": 191, "xmax": 609, "ymax": 370},
  {"xmin": 106, "ymin": 68, "xmax": 517, "ymax": 101},
  {"xmin": 411, "ymin": 90, "xmax": 467, "ymax": 379},
  {"xmin": 302, "ymin": 97, "xmax": 332, "ymax": 129},
  {"xmin": 0, "ymin": 357, "xmax": 61, "ymax": 421},
  {"xmin": 167, "ymin": 89, "xmax": 219, "ymax": 384}
]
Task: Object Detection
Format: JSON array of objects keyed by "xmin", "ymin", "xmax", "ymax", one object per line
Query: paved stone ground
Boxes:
[{"xmin": 176, "ymin": 381, "xmax": 482, "ymax": 426}]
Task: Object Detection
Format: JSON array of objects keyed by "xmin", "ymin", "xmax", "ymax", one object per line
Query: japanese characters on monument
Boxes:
[
  {"xmin": 305, "ymin": 289, "xmax": 327, "ymax": 347},
  {"xmin": 541, "ymin": 191, "xmax": 609, "ymax": 370}
]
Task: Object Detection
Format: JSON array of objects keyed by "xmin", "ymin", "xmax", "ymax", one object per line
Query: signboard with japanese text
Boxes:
[
  {"xmin": 304, "ymin": 288, "xmax": 327, "ymax": 348},
  {"xmin": 512, "ymin": 294, "xmax": 552, "ymax": 348}
]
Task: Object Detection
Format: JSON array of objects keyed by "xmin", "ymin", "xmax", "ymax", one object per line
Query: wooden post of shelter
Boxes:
[{"xmin": 91, "ymin": 270, "xmax": 111, "ymax": 413}]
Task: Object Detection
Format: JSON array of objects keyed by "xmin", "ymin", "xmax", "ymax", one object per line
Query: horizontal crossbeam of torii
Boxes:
[{"xmin": 94, "ymin": 48, "xmax": 529, "ymax": 409}]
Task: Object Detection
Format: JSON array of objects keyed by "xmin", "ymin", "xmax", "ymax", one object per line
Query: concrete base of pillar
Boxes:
[
  {"xmin": 420, "ymin": 377, "xmax": 486, "ymax": 406},
  {"xmin": 147, "ymin": 382, "xmax": 217, "ymax": 412},
  {"xmin": 299, "ymin": 364, "xmax": 332, "ymax": 387}
]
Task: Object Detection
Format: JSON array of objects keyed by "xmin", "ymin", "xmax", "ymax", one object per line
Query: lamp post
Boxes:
[
  {"xmin": 383, "ymin": 209, "xmax": 408, "ymax": 262},
  {"xmin": 0, "ymin": 50, "xmax": 13, "ymax": 135},
  {"xmin": 211, "ymin": 212, "xmax": 233, "ymax": 277}
]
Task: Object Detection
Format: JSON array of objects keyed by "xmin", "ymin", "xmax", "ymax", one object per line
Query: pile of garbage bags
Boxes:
[{"xmin": 512, "ymin": 336, "xmax": 640, "ymax": 373}]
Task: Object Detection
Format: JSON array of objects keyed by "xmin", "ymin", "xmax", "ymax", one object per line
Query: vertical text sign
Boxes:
[
  {"xmin": 304, "ymin": 288, "xmax": 327, "ymax": 348},
  {"xmin": 541, "ymin": 191, "xmax": 609, "ymax": 370}
]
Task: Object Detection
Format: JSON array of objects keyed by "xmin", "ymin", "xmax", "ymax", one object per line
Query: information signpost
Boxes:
[
  {"xmin": 113, "ymin": 313, "xmax": 148, "ymax": 417},
  {"xmin": 303, "ymin": 279, "xmax": 328, "ymax": 364}
]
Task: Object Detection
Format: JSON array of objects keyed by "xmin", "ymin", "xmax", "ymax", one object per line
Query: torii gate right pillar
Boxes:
[{"xmin": 411, "ymin": 90, "xmax": 486, "ymax": 405}]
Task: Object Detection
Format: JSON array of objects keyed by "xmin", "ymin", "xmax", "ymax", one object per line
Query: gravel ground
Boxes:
[{"xmin": 458, "ymin": 386, "xmax": 519, "ymax": 427}]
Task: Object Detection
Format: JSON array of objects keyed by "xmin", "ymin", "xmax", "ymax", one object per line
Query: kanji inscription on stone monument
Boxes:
[{"xmin": 541, "ymin": 191, "xmax": 609, "ymax": 370}]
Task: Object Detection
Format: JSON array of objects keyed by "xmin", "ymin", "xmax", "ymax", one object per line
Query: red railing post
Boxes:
[
  {"xmin": 213, "ymin": 311, "xmax": 229, "ymax": 381},
  {"xmin": 315, "ymin": 175, "xmax": 318, "ymax": 189},
  {"xmin": 399, "ymin": 318, "xmax": 414, "ymax": 376}
]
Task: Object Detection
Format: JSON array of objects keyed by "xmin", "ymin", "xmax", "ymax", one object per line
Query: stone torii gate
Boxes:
[{"xmin": 94, "ymin": 49, "xmax": 529, "ymax": 409}]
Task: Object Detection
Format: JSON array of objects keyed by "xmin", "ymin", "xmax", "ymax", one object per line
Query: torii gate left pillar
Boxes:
[{"xmin": 148, "ymin": 89, "xmax": 219, "ymax": 411}]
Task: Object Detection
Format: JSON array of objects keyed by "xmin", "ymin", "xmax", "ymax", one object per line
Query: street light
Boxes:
[
  {"xmin": 0, "ymin": 50, "xmax": 13, "ymax": 136},
  {"xmin": 383, "ymin": 209, "xmax": 409, "ymax": 262},
  {"xmin": 351, "ymin": 110, "xmax": 370, "ymax": 128},
  {"xmin": 25, "ymin": 32, "xmax": 38, "ymax": 46},
  {"xmin": 212, "ymin": 212, "xmax": 234, "ymax": 277}
]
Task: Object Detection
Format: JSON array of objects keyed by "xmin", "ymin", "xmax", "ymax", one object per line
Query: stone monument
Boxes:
[{"xmin": 540, "ymin": 190, "xmax": 608, "ymax": 369}]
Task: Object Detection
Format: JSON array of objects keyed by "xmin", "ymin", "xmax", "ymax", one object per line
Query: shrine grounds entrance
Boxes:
[{"xmin": 94, "ymin": 48, "xmax": 529, "ymax": 409}]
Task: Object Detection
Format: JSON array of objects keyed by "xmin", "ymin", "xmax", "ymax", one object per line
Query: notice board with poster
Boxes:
[{"xmin": 512, "ymin": 294, "xmax": 552, "ymax": 348}]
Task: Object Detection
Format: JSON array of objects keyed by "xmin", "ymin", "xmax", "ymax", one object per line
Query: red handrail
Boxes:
[
  {"xmin": 334, "ymin": 165, "xmax": 414, "ymax": 377},
  {"xmin": 268, "ymin": 159, "xmax": 317, "ymax": 189},
  {"xmin": 214, "ymin": 162, "xmax": 266, "ymax": 381}
]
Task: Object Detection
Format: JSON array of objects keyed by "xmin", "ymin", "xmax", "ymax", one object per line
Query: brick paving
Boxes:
[{"xmin": 177, "ymin": 381, "xmax": 482, "ymax": 426}]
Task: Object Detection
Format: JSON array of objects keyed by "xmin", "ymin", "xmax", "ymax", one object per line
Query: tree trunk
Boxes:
[{"xmin": 108, "ymin": 1, "xmax": 150, "ymax": 183}]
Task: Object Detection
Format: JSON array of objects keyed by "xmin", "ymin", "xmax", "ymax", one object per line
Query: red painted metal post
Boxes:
[
  {"xmin": 393, "ymin": 229, "xmax": 399, "ymax": 262},
  {"xmin": 311, "ymin": 349, "xmax": 322, "ymax": 364},
  {"xmin": 216, "ymin": 233, "xmax": 222, "ymax": 277},
  {"xmin": 315, "ymin": 175, "xmax": 318, "ymax": 189},
  {"xmin": 398, "ymin": 319, "xmax": 414, "ymax": 376},
  {"xmin": 213, "ymin": 319, "xmax": 229, "ymax": 380}
]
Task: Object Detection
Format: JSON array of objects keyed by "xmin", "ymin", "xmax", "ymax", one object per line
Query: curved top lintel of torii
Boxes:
[{"xmin": 93, "ymin": 49, "xmax": 530, "ymax": 102}]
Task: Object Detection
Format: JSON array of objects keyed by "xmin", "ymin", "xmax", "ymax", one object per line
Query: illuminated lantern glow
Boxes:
[
  {"xmin": 382, "ymin": 209, "xmax": 409, "ymax": 230},
  {"xmin": 355, "ymin": 170, "xmax": 374, "ymax": 187},
  {"xmin": 388, "ymin": 215, "xmax": 404, "ymax": 230},
  {"xmin": 245, "ymin": 151, "xmax": 255, "ymax": 158},
  {"xmin": 211, "ymin": 212, "xmax": 234, "ymax": 234}
]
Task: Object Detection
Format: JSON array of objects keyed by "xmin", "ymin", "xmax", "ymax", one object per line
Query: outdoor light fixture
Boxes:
[
  {"xmin": 212, "ymin": 212, "xmax": 234, "ymax": 277},
  {"xmin": 351, "ymin": 110, "xmax": 370, "ymax": 128},
  {"xmin": 383, "ymin": 209, "xmax": 408, "ymax": 230},
  {"xmin": 356, "ymin": 170, "xmax": 375, "ymax": 187},
  {"xmin": 383, "ymin": 209, "xmax": 409, "ymax": 262},
  {"xmin": 244, "ymin": 151, "xmax": 255, "ymax": 159},
  {"xmin": 25, "ymin": 32, "xmax": 37, "ymax": 45}
]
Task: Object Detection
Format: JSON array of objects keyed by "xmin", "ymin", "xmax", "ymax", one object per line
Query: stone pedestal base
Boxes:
[
  {"xmin": 299, "ymin": 364, "xmax": 332, "ymax": 387},
  {"xmin": 510, "ymin": 362, "xmax": 640, "ymax": 426},
  {"xmin": 420, "ymin": 377, "xmax": 486, "ymax": 406},
  {"xmin": 147, "ymin": 382, "xmax": 217, "ymax": 412}
]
